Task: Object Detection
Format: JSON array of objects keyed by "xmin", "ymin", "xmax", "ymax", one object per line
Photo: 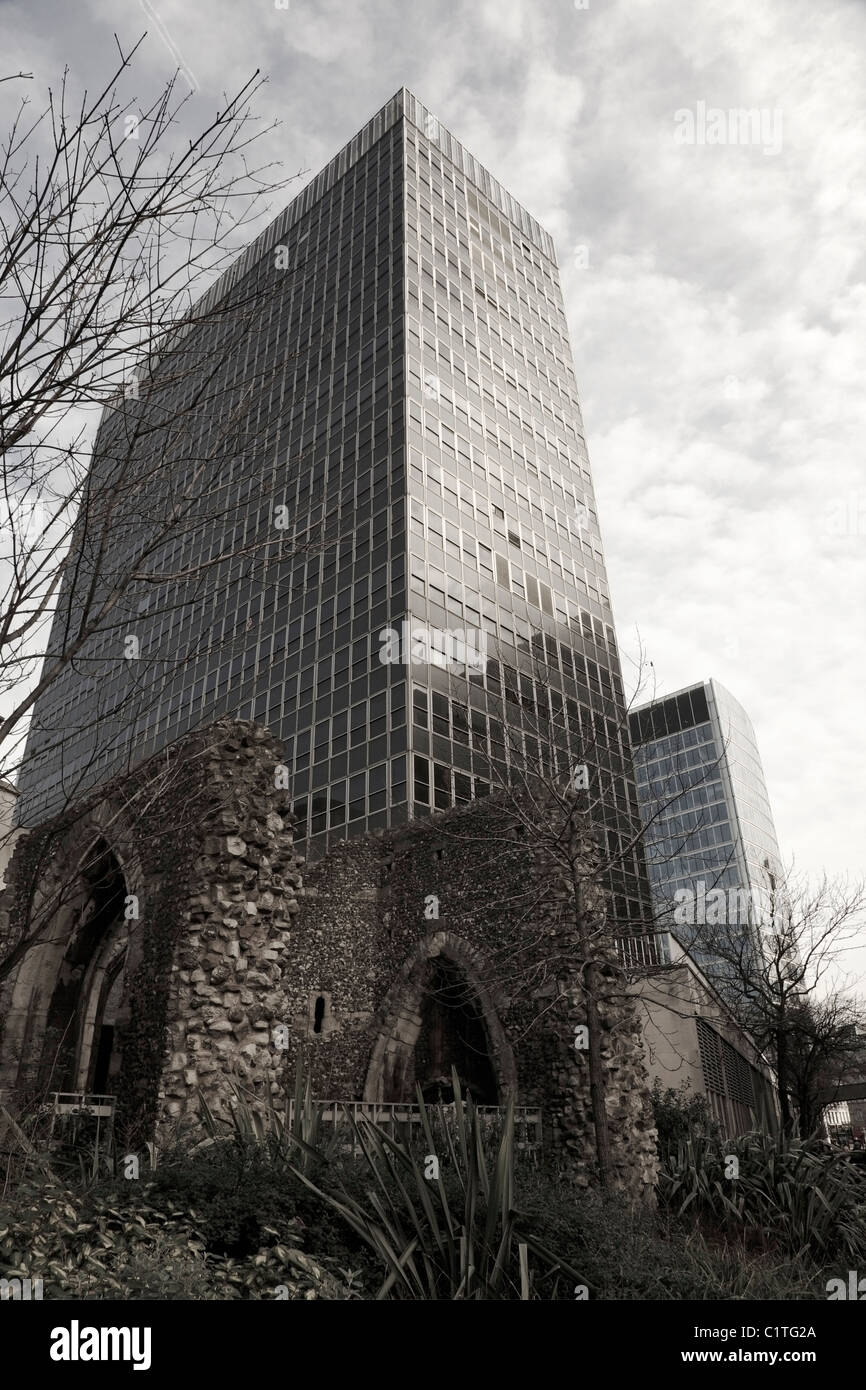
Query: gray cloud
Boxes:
[{"xmin": 4, "ymin": 0, "xmax": 863, "ymax": 980}]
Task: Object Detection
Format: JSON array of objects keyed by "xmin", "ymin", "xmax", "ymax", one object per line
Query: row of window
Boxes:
[
  {"xmin": 407, "ymin": 249, "xmax": 578, "ymax": 424},
  {"xmin": 410, "ymin": 281, "xmax": 575, "ymax": 486},
  {"xmin": 408, "ymin": 362, "xmax": 586, "ymax": 506},
  {"xmin": 281, "ymin": 683, "xmax": 406, "ymax": 769},
  {"xmin": 636, "ymin": 743, "xmax": 722, "ymax": 783},
  {"xmin": 411, "ymin": 434, "xmax": 599, "ymax": 566},
  {"xmin": 406, "ymin": 189, "xmax": 571, "ymax": 363},
  {"xmin": 412, "ymin": 755, "xmax": 489, "ymax": 811},
  {"xmin": 292, "ymin": 754, "xmax": 408, "ymax": 836},
  {"xmin": 411, "ymin": 151, "xmax": 557, "ymax": 292},
  {"xmin": 407, "ymin": 315, "xmax": 589, "ymax": 484},
  {"xmin": 406, "ymin": 205, "xmax": 578, "ymax": 422},
  {"xmin": 633, "ymin": 722, "xmax": 714, "ymax": 764},
  {"xmin": 645, "ymin": 822, "xmax": 735, "ymax": 858},
  {"xmin": 409, "ymin": 457, "xmax": 605, "ymax": 606},
  {"xmin": 409, "ymin": 508, "xmax": 608, "ymax": 633},
  {"xmin": 407, "ymin": 108, "xmax": 553, "ymax": 257}
]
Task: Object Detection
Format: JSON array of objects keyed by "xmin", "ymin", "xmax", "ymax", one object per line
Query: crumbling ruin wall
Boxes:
[
  {"xmin": 291, "ymin": 794, "xmax": 658, "ymax": 1199},
  {"xmin": 0, "ymin": 718, "xmax": 657, "ymax": 1198},
  {"xmin": 0, "ymin": 719, "xmax": 302, "ymax": 1146}
]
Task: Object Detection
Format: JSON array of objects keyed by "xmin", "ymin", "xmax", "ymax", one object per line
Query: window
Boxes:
[
  {"xmin": 414, "ymin": 754, "xmax": 430, "ymax": 804},
  {"xmin": 413, "ymin": 686, "xmax": 429, "ymax": 729},
  {"xmin": 308, "ymin": 992, "xmax": 332, "ymax": 1038},
  {"xmin": 433, "ymin": 762, "xmax": 451, "ymax": 809}
]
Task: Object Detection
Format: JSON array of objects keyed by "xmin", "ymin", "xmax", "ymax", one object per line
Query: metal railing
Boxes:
[
  {"xmin": 0, "ymin": 1092, "xmax": 117, "ymax": 1177},
  {"xmin": 43, "ymin": 1093, "xmax": 116, "ymax": 1151},
  {"xmin": 48, "ymin": 1092, "xmax": 116, "ymax": 1117},
  {"xmin": 289, "ymin": 1100, "xmax": 544, "ymax": 1155},
  {"xmin": 615, "ymin": 932, "xmax": 668, "ymax": 970}
]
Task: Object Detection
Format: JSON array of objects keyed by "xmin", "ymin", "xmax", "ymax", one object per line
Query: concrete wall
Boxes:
[{"xmin": 630, "ymin": 936, "xmax": 778, "ymax": 1133}]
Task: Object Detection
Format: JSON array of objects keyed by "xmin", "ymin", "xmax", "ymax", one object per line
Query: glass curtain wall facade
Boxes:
[
  {"xmin": 400, "ymin": 92, "xmax": 649, "ymax": 940},
  {"xmin": 630, "ymin": 679, "xmax": 783, "ymax": 980},
  {"xmin": 17, "ymin": 89, "xmax": 650, "ymax": 936},
  {"xmin": 17, "ymin": 93, "xmax": 410, "ymax": 841}
]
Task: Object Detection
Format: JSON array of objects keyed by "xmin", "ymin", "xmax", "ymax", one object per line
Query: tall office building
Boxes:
[
  {"xmin": 16, "ymin": 89, "xmax": 649, "ymax": 934},
  {"xmin": 630, "ymin": 679, "xmax": 783, "ymax": 980}
]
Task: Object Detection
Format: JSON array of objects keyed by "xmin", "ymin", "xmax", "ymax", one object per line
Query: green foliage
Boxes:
[
  {"xmin": 0, "ymin": 1175, "xmax": 225, "ymax": 1299},
  {"xmin": 289, "ymin": 1076, "xmax": 585, "ymax": 1300},
  {"xmin": 147, "ymin": 1139, "xmax": 301, "ymax": 1257},
  {"xmin": 517, "ymin": 1170, "xmax": 824, "ymax": 1300},
  {"xmin": 0, "ymin": 1173, "xmax": 358, "ymax": 1300},
  {"xmin": 659, "ymin": 1129, "xmax": 866, "ymax": 1265},
  {"xmin": 650, "ymin": 1078, "xmax": 720, "ymax": 1165},
  {"xmin": 151, "ymin": 1070, "xmax": 377, "ymax": 1279},
  {"xmin": 197, "ymin": 1062, "xmax": 340, "ymax": 1176},
  {"xmin": 5, "ymin": 1065, "xmax": 862, "ymax": 1301}
]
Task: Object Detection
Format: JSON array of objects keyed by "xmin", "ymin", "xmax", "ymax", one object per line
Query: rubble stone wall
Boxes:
[{"xmin": 0, "ymin": 719, "xmax": 657, "ymax": 1198}]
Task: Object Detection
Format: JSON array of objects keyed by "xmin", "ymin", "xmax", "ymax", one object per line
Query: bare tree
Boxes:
[
  {"xmin": 689, "ymin": 863, "xmax": 866, "ymax": 1133},
  {"xmin": 412, "ymin": 629, "xmax": 739, "ymax": 1186},
  {"xmin": 785, "ymin": 999, "xmax": 866, "ymax": 1139},
  {"xmin": 0, "ymin": 40, "xmax": 370, "ymax": 1024},
  {"xmin": 0, "ymin": 35, "xmax": 324, "ymax": 820}
]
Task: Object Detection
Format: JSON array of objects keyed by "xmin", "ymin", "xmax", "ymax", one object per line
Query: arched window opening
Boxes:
[
  {"xmin": 39, "ymin": 840, "xmax": 129, "ymax": 1095},
  {"xmin": 90, "ymin": 955, "xmax": 127, "ymax": 1094},
  {"xmin": 313, "ymin": 995, "xmax": 326, "ymax": 1034},
  {"xmin": 415, "ymin": 958, "xmax": 497, "ymax": 1105}
]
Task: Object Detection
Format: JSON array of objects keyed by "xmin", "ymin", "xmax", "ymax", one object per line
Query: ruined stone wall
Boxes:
[
  {"xmin": 290, "ymin": 793, "xmax": 658, "ymax": 1198},
  {"xmin": 155, "ymin": 725, "xmax": 302, "ymax": 1137},
  {"xmin": 0, "ymin": 718, "xmax": 658, "ymax": 1198},
  {"xmin": 0, "ymin": 720, "xmax": 302, "ymax": 1146}
]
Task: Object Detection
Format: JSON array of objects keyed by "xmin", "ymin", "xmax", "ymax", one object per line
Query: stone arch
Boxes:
[
  {"xmin": 363, "ymin": 931, "xmax": 518, "ymax": 1105},
  {"xmin": 69, "ymin": 901, "xmax": 130, "ymax": 1094},
  {"xmin": 0, "ymin": 809, "xmax": 145, "ymax": 1097}
]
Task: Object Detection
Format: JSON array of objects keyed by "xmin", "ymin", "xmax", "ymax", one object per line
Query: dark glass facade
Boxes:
[
  {"xmin": 17, "ymin": 89, "xmax": 650, "ymax": 927},
  {"xmin": 18, "ymin": 94, "xmax": 409, "ymax": 845},
  {"xmin": 630, "ymin": 678, "xmax": 783, "ymax": 979}
]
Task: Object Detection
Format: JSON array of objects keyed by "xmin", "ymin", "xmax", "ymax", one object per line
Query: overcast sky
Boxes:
[{"xmin": 4, "ymin": 0, "xmax": 865, "ymax": 980}]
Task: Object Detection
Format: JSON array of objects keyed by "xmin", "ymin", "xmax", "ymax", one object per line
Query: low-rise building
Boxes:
[{"xmin": 630, "ymin": 931, "xmax": 779, "ymax": 1137}]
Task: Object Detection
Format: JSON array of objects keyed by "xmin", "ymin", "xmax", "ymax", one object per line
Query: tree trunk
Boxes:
[
  {"xmin": 775, "ymin": 1033, "xmax": 794, "ymax": 1134},
  {"xmin": 583, "ymin": 958, "xmax": 614, "ymax": 1189},
  {"xmin": 572, "ymin": 867, "xmax": 613, "ymax": 1190}
]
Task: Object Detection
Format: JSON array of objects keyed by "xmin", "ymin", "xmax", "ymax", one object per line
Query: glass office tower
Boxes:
[
  {"xmin": 630, "ymin": 679, "xmax": 783, "ymax": 980},
  {"xmin": 16, "ymin": 89, "xmax": 650, "ymax": 933}
]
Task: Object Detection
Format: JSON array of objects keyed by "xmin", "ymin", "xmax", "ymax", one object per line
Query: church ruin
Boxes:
[{"xmin": 0, "ymin": 719, "xmax": 658, "ymax": 1199}]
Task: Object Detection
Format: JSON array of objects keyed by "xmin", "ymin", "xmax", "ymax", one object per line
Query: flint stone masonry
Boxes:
[
  {"xmin": 0, "ymin": 719, "xmax": 300, "ymax": 1146},
  {"xmin": 0, "ymin": 719, "xmax": 657, "ymax": 1199},
  {"xmin": 289, "ymin": 797, "xmax": 658, "ymax": 1199}
]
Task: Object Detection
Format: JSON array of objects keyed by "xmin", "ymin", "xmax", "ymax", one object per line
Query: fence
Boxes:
[
  {"xmin": 615, "ymin": 932, "xmax": 668, "ymax": 970},
  {"xmin": 289, "ymin": 1100, "xmax": 544, "ymax": 1157}
]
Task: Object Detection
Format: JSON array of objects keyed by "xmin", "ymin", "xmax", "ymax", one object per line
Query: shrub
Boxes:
[
  {"xmin": 0, "ymin": 1174, "xmax": 226, "ymax": 1299},
  {"xmin": 659, "ymin": 1129, "xmax": 866, "ymax": 1265},
  {"xmin": 0, "ymin": 1171, "xmax": 359, "ymax": 1300},
  {"xmin": 517, "ymin": 1169, "xmax": 824, "ymax": 1300},
  {"xmin": 147, "ymin": 1139, "xmax": 301, "ymax": 1257},
  {"xmin": 290, "ymin": 1081, "xmax": 584, "ymax": 1300},
  {"xmin": 650, "ymin": 1079, "xmax": 720, "ymax": 1165}
]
